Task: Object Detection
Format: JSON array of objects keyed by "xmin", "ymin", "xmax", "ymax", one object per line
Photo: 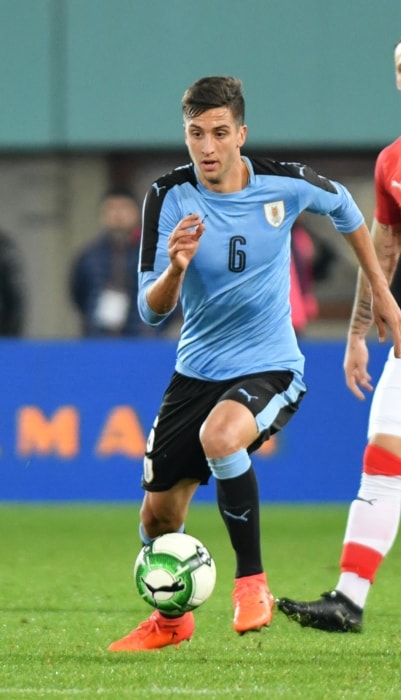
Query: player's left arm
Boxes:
[
  {"xmin": 297, "ymin": 169, "xmax": 401, "ymax": 351},
  {"xmin": 343, "ymin": 221, "xmax": 401, "ymax": 356},
  {"xmin": 344, "ymin": 219, "xmax": 401, "ymax": 398},
  {"xmin": 372, "ymin": 218, "xmax": 401, "ymax": 285}
]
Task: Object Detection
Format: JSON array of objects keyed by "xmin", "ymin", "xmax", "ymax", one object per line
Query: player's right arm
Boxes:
[
  {"xmin": 344, "ymin": 218, "xmax": 401, "ymax": 399},
  {"xmin": 145, "ymin": 214, "xmax": 205, "ymax": 315}
]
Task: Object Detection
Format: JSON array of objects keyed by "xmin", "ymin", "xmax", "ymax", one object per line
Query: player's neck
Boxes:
[
  {"xmin": 199, "ymin": 156, "xmax": 250, "ymax": 194},
  {"xmin": 225, "ymin": 157, "xmax": 250, "ymax": 193}
]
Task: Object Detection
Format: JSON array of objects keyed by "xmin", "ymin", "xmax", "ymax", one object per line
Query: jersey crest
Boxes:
[{"xmin": 263, "ymin": 200, "xmax": 285, "ymax": 227}]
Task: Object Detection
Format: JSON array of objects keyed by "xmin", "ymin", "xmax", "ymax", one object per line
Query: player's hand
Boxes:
[
  {"xmin": 371, "ymin": 288, "xmax": 401, "ymax": 358},
  {"xmin": 168, "ymin": 214, "xmax": 206, "ymax": 273},
  {"xmin": 343, "ymin": 335, "xmax": 373, "ymax": 400}
]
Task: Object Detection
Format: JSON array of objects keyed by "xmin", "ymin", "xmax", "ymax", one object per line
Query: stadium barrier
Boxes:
[{"xmin": 0, "ymin": 339, "xmax": 387, "ymax": 503}]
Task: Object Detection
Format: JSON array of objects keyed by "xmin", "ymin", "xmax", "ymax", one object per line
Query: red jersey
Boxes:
[{"xmin": 374, "ymin": 136, "xmax": 401, "ymax": 225}]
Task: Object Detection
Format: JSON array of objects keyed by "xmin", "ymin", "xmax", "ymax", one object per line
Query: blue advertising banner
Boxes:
[{"xmin": 0, "ymin": 339, "xmax": 388, "ymax": 503}]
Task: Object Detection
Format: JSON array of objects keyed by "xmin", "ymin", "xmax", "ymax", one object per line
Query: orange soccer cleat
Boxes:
[
  {"xmin": 108, "ymin": 610, "xmax": 195, "ymax": 652},
  {"xmin": 232, "ymin": 572, "xmax": 274, "ymax": 634}
]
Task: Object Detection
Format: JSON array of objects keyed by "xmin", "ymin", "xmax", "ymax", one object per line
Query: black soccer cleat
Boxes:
[{"xmin": 277, "ymin": 590, "xmax": 363, "ymax": 633}]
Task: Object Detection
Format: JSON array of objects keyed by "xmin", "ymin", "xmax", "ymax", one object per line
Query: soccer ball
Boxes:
[{"xmin": 134, "ymin": 532, "xmax": 216, "ymax": 615}]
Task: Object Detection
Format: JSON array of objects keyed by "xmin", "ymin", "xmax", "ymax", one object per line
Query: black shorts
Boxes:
[{"xmin": 141, "ymin": 370, "xmax": 305, "ymax": 492}]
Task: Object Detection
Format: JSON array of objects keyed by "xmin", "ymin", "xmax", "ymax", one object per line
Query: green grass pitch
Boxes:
[{"xmin": 1, "ymin": 503, "xmax": 401, "ymax": 699}]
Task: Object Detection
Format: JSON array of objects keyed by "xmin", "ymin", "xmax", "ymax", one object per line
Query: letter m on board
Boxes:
[{"xmin": 17, "ymin": 407, "xmax": 79, "ymax": 458}]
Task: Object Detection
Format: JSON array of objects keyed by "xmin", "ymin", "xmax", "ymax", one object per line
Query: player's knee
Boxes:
[{"xmin": 199, "ymin": 416, "xmax": 240, "ymax": 457}]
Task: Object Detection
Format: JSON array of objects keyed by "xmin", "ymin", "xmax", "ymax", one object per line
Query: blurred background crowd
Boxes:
[{"xmin": 1, "ymin": 0, "xmax": 400, "ymax": 341}]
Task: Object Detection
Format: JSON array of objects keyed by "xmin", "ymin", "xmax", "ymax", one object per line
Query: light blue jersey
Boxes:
[{"xmin": 138, "ymin": 156, "xmax": 363, "ymax": 382}]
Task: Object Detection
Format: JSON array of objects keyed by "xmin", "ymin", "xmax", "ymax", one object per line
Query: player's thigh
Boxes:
[
  {"xmin": 217, "ymin": 370, "xmax": 306, "ymax": 451},
  {"xmin": 143, "ymin": 373, "xmax": 227, "ymax": 491}
]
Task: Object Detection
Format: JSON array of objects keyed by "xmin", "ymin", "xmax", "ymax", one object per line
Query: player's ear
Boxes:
[{"xmin": 238, "ymin": 125, "xmax": 247, "ymax": 148}]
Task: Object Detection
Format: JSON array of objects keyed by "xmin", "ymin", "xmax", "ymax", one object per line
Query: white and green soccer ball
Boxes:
[{"xmin": 134, "ymin": 532, "xmax": 216, "ymax": 615}]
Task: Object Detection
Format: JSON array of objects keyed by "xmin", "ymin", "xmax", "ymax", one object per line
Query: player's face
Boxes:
[
  {"xmin": 184, "ymin": 107, "xmax": 247, "ymax": 192},
  {"xmin": 395, "ymin": 43, "xmax": 401, "ymax": 91}
]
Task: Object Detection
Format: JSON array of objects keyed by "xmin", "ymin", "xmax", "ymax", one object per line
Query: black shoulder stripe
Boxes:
[
  {"xmin": 152, "ymin": 162, "xmax": 197, "ymax": 192},
  {"xmin": 140, "ymin": 163, "xmax": 197, "ymax": 271},
  {"xmin": 250, "ymin": 156, "xmax": 337, "ymax": 194}
]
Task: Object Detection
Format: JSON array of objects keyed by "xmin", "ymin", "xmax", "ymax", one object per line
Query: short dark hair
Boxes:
[
  {"xmin": 182, "ymin": 76, "xmax": 245, "ymax": 125},
  {"xmin": 101, "ymin": 186, "xmax": 137, "ymax": 203}
]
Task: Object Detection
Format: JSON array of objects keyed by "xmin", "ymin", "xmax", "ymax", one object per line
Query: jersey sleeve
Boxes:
[
  {"xmin": 298, "ymin": 178, "xmax": 364, "ymax": 234},
  {"xmin": 252, "ymin": 159, "xmax": 364, "ymax": 234},
  {"xmin": 137, "ymin": 185, "xmax": 182, "ymax": 326},
  {"xmin": 373, "ymin": 149, "xmax": 401, "ymax": 225}
]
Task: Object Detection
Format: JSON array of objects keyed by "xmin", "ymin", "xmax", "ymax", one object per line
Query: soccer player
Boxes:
[
  {"xmin": 108, "ymin": 76, "xmax": 401, "ymax": 652},
  {"xmin": 277, "ymin": 41, "xmax": 401, "ymax": 633}
]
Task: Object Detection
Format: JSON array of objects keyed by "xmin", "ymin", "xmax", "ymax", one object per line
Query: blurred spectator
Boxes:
[
  {"xmin": 0, "ymin": 229, "xmax": 25, "ymax": 336},
  {"xmin": 70, "ymin": 186, "xmax": 152, "ymax": 337},
  {"xmin": 290, "ymin": 218, "xmax": 319, "ymax": 335},
  {"xmin": 290, "ymin": 216, "xmax": 336, "ymax": 335}
]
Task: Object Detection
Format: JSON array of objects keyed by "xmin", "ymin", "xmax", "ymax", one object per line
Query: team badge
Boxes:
[{"xmin": 263, "ymin": 200, "xmax": 285, "ymax": 227}]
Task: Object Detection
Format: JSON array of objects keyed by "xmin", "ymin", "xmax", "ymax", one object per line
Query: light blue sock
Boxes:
[
  {"xmin": 207, "ymin": 448, "xmax": 251, "ymax": 480},
  {"xmin": 139, "ymin": 522, "xmax": 185, "ymax": 545}
]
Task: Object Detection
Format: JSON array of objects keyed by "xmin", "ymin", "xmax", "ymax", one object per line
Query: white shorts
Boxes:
[{"xmin": 368, "ymin": 347, "xmax": 401, "ymax": 438}]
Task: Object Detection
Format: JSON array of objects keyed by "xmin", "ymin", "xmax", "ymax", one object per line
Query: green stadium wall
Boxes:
[{"xmin": 1, "ymin": 0, "xmax": 401, "ymax": 149}]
